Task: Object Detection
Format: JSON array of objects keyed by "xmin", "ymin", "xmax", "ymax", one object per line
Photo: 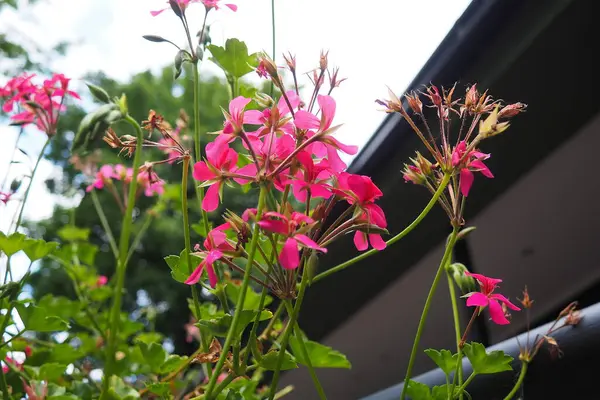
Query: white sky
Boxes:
[{"xmin": 0, "ymin": 0, "xmax": 471, "ymax": 229}]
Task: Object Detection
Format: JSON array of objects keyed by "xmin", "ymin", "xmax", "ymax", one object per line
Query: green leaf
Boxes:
[
  {"xmin": 134, "ymin": 332, "xmax": 163, "ymax": 345},
  {"xmin": 164, "ymin": 250, "xmax": 203, "ymax": 283},
  {"xmin": 138, "ymin": 342, "xmax": 167, "ymax": 373},
  {"xmin": 160, "ymin": 355, "xmax": 188, "ymax": 374},
  {"xmin": 196, "ymin": 310, "xmax": 272, "ymax": 338},
  {"xmin": 38, "ymin": 295, "xmax": 82, "ymax": 321},
  {"xmin": 48, "ymin": 395, "xmax": 79, "ymax": 400},
  {"xmin": 22, "ymin": 238, "xmax": 59, "ymax": 261},
  {"xmin": 424, "ymin": 349, "xmax": 458, "ymax": 376},
  {"xmin": 288, "ymin": 337, "xmax": 351, "ymax": 369},
  {"xmin": 258, "ymin": 350, "xmax": 297, "ymax": 371},
  {"xmin": 57, "ymin": 225, "xmax": 90, "ymax": 242},
  {"xmin": 0, "ymin": 232, "xmax": 27, "ymax": 256},
  {"xmin": 208, "ymin": 39, "xmax": 258, "ymax": 78},
  {"xmin": 39, "ymin": 363, "xmax": 67, "ymax": 382},
  {"xmin": 107, "ymin": 376, "xmax": 140, "ymax": 399},
  {"xmin": 432, "ymin": 385, "xmax": 453, "ymax": 400},
  {"xmin": 405, "ymin": 380, "xmax": 433, "ymax": 400},
  {"xmin": 71, "ymin": 381, "xmax": 95, "ymax": 400},
  {"xmin": 463, "ymin": 342, "xmax": 513, "ymax": 374},
  {"xmin": 225, "ymin": 283, "xmax": 273, "ymax": 310},
  {"xmin": 53, "ymin": 243, "xmax": 98, "ymax": 266},
  {"xmin": 146, "ymin": 382, "xmax": 171, "ymax": 396},
  {"xmin": 49, "ymin": 344, "xmax": 85, "ymax": 364},
  {"xmin": 16, "ymin": 304, "xmax": 69, "ymax": 332}
]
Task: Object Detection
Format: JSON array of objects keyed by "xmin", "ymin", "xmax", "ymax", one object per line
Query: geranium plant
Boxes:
[{"xmin": 0, "ymin": 1, "xmax": 580, "ymax": 399}]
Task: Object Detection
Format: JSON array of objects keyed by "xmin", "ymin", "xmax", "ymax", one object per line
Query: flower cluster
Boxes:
[
  {"xmin": 463, "ymin": 271, "xmax": 520, "ymax": 325},
  {"xmin": 378, "ymin": 84, "xmax": 526, "ymax": 225},
  {"xmin": 0, "ymin": 73, "xmax": 79, "ymax": 136},
  {"xmin": 151, "ymin": 0, "xmax": 236, "ymax": 17},
  {"xmin": 174, "ymin": 54, "xmax": 388, "ymax": 295}
]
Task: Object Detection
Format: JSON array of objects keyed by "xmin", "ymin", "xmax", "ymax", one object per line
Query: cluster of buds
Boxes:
[
  {"xmin": 516, "ymin": 288, "xmax": 581, "ymax": 363},
  {"xmin": 378, "ymin": 84, "xmax": 526, "ymax": 226},
  {"xmin": 0, "ymin": 73, "xmax": 79, "ymax": 137}
]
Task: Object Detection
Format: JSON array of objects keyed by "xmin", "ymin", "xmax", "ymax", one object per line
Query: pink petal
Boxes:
[
  {"xmin": 202, "ymin": 183, "xmax": 221, "ymax": 212},
  {"xmin": 291, "ymin": 181, "xmax": 308, "ymax": 203},
  {"xmin": 294, "ymin": 234, "xmax": 327, "ymax": 252},
  {"xmin": 278, "ymin": 90, "xmax": 301, "ymax": 115},
  {"xmin": 279, "ymin": 238, "xmax": 300, "ymax": 269},
  {"xmin": 460, "ymin": 168, "xmax": 474, "ymax": 197},
  {"xmin": 488, "ymin": 299, "xmax": 510, "ymax": 325},
  {"xmin": 243, "ymin": 110, "xmax": 264, "ymax": 125},
  {"xmin": 185, "ymin": 261, "xmax": 206, "ymax": 285},
  {"xmin": 206, "ymin": 263, "xmax": 218, "ymax": 288},
  {"xmin": 466, "ymin": 292, "xmax": 489, "ymax": 308},
  {"xmin": 368, "ymin": 233, "xmax": 386, "ymax": 250},
  {"xmin": 229, "ymin": 96, "xmax": 251, "ymax": 117},
  {"xmin": 294, "ymin": 110, "xmax": 320, "ymax": 130},
  {"xmin": 309, "ymin": 183, "xmax": 333, "ymax": 199},
  {"xmin": 353, "ymin": 231, "xmax": 368, "ymax": 251},
  {"xmin": 257, "ymin": 219, "xmax": 289, "ymax": 235},
  {"xmin": 452, "ymin": 141, "xmax": 467, "ymax": 166},
  {"xmin": 225, "ymin": 3, "xmax": 237, "ymax": 11},
  {"xmin": 150, "ymin": 8, "xmax": 167, "ymax": 16},
  {"xmin": 491, "ymin": 294, "xmax": 521, "ymax": 311},
  {"xmin": 193, "ymin": 162, "xmax": 215, "ymax": 181},
  {"xmin": 327, "ymin": 136, "xmax": 358, "ymax": 155},
  {"xmin": 317, "ymin": 95, "xmax": 336, "ymax": 131},
  {"xmin": 325, "ymin": 146, "xmax": 347, "ymax": 173},
  {"xmin": 470, "ymin": 159, "xmax": 494, "ymax": 178},
  {"xmin": 365, "ymin": 204, "xmax": 387, "ymax": 228},
  {"xmin": 234, "ymin": 164, "xmax": 258, "ymax": 184}
]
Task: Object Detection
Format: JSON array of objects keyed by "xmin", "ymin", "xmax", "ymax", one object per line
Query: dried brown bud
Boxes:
[
  {"xmin": 376, "ymin": 86, "xmax": 404, "ymax": 114},
  {"xmin": 498, "ymin": 102, "xmax": 527, "ymax": 119},
  {"xmin": 194, "ymin": 338, "xmax": 223, "ymax": 364},
  {"xmin": 518, "ymin": 286, "xmax": 534, "ymax": 309},
  {"xmin": 464, "ymin": 84, "xmax": 480, "ymax": 113},
  {"xmin": 142, "ymin": 110, "xmax": 170, "ymax": 137},
  {"xmin": 103, "ymin": 127, "xmax": 122, "ymax": 149},
  {"xmin": 424, "ymin": 85, "xmax": 443, "ymax": 107},
  {"xmin": 319, "ymin": 50, "xmax": 329, "ymax": 71},
  {"xmin": 544, "ymin": 335, "xmax": 563, "ymax": 359},
  {"xmin": 405, "ymin": 91, "xmax": 423, "ymax": 114},
  {"xmin": 328, "ymin": 67, "xmax": 347, "ymax": 89},
  {"xmin": 283, "ymin": 52, "xmax": 296, "ymax": 72},
  {"xmin": 565, "ymin": 310, "xmax": 582, "ymax": 326}
]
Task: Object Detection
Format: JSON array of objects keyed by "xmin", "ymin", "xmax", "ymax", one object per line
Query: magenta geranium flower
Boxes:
[
  {"xmin": 193, "ymin": 139, "xmax": 239, "ymax": 212},
  {"xmin": 335, "ymin": 172, "xmax": 387, "ymax": 251},
  {"xmin": 295, "ymin": 95, "xmax": 357, "ymax": 172},
  {"xmin": 201, "ymin": 0, "xmax": 237, "ymax": 11},
  {"xmin": 86, "ymin": 165, "xmax": 115, "ymax": 192},
  {"xmin": 286, "ymin": 151, "xmax": 333, "ymax": 203},
  {"xmin": 452, "ymin": 141, "xmax": 494, "ymax": 197},
  {"xmin": 257, "ymin": 212, "xmax": 327, "ymax": 269},
  {"xmin": 464, "ymin": 271, "xmax": 520, "ymax": 325},
  {"xmin": 185, "ymin": 228, "xmax": 235, "ymax": 287}
]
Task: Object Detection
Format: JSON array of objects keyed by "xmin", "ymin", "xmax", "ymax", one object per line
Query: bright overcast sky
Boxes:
[{"xmin": 0, "ymin": 0, "xmax": 471, "ymax": 230}]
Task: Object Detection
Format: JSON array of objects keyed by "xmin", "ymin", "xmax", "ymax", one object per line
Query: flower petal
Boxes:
[
  {"xmin": 353, "ymin": 231, "xmax": 368, "ymax": 251},
  {"xmin": 185, "ymin": 261, "xmax": 206, "ymax": 285},
  {"xmin": 491, "ymin": 294, "xmax": 521, "ymax": 311},
  {"xmin": 294, "ymin": 110, "xmax": 320, "ymax": 130},
  {"xmin": 294, "ymin": 234, "xmax": 327, "ymax": 252},
  {"xmin": 368, "ymin": 233, "xmax": 386, "ymax": 250},
  {"xmin": 257, "ymin": 219, "xmax": 289, "ymax": 235},
  {"xmin": 488, "ymin": 299, "xmax": 510, "ymax": 325},
  {"xmin": 202, "ymin": 182, "xmax": 221, "ymax": 212},
  {"xmin": 279, "ymin": 237, "xmax": 300, "ymax": 269},
  {"xmin": 460, "ymin": 168, "xmax": 474, "ymax": 197},
  {"xmin": 466, "ymin": 292, "xmax": 489, "ymax": 308},
  {"xmin": 317, "ymin": 95, "xmax": 336, "ymax": 131}
]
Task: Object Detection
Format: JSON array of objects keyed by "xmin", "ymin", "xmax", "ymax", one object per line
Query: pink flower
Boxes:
[
  {"xmin": 193, "ymin": 139, "xmax": 240, "ymax": 212},
  {"xmin": 235, "ymin": 134, "xmax": 295, "ymax": 189},
  {"xmin": 151, "ymin": 0, "xmax": 196, "ymax": 16},
  {"xmin": 0, "ymin": 191, "xmax": 13, "ymax": 205},
  {"xmin": 86, "ymin": 165, "xmax": 115, "ymax": 192},
  {"xmin": 96, "ymin": 276, "xmax": 108, "ymax": 287},
  {"xmin": 452, "ymin": 141, "xmax": 494, "ymax": 197},
  {"xmin": 201, "ymin": 0, "xmax": 237, "ymax": 11},
  {"xmin": 464, "ymin": 271, "xmax": 520, "ymax": 325},
  {"xmin": 335, "ymin": 172, "xmax": 387, "ymax": 251},
  {"xmin": 257, "ymin": 212, "xmax": 327, "ymax": 269},
  {"xmin": 286, "ymin": 151, "xmax": 333, "ymax": 202},
  {"xmin": 244, "ymin": 90, "xmax": 300, "ymax": 139},
  {"xmin": 185, "ymin": 228, "xmax": 235, "ymax": 287},
  {"xmin": 158, "ymin": 127, "xmax": 183, "ymax": 163},
  {"xmin": 113, "ymin": 164, "xmax": 133, "ymax": 183},
  {"xmin": 137, "ymin": 170, "xmax": 165, "ymax": 197},
  {"xmin": 295, "ymin": 95, "xmax": 357, "ymax": 172}
]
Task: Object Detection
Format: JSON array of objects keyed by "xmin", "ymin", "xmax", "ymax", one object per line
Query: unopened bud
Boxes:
[
  {"xmin": 319, "ymin": 50, "xmax": 329, "ymax": 71},
  {"xmin": 257, "ymin": 54, "xmax": 278, "ymax": 79},
  {"xmin": 414, "ymin": 152, "xmax": 433, "ymax": 176},
  {"xmin": 479, "ymin": 106, "xmax": 510, "ymax": 137},
  {"xmin": 405, "ymin": 91, "xmax": 423, "ymax": 114},
  {"xmin": 518, "ymin": 286, "xmax": 534, "ymax": 309},
  {"xmin": 402, "ymin": 164, "xmax": 425, "ymax": 185},
  {"xmin": 498, "ymin": 102, "xmax": 527, "ymax": 119},
  {"xmin": 283, "ymin": 52, "xmax": 296, "ymax": 72},
  {"xmin": 425, "ymin": 85, "xmax": 443, "ymax": 107},
  {"xmin": 447, "ymin": 263, "xmax": 476, "ymax": 294},
  {"xmin": 464, "ymin": 84, "xmax": 479, "ymax": 111},
  {"xmin": 255, "ymin": 92, "xmax": 275, "ymax": 109}
]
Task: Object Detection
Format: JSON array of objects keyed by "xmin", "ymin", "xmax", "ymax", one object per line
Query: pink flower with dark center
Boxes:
[
  {"xmin": 193, "ymin": 139, "xmax": 240, "ymax": 211},
  {"xmin": 285, "ymin": 151, "xmax": 333, "ymax": 202},
  {"xmin": 86, "ymin": 165, "xmax": 115, "ymax": 192},
  {"xmin": 335, "ymin": 172, "xmax": 387, "ymax": 251},
  {"xmin": 295, "ymin": 95, "xmax": 358, "ymax": 172},
  {"xmin": 185, "ymin": 228, "xmax": 235, "ymax": 287},
  {"xmin": 452, "ymin": 141, "xmax": 494, "ymax": 197},
  {"xmin": 464, "ymin": 271, "xmax": 520, "ymax": 325},
  {"xmin": 257, "ymin": 212, "xmax": 327, "ymax": 269}
]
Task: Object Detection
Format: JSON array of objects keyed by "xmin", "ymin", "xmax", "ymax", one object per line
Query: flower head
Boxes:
[
  {"xmin": 186, "ymin": 228, "xmax": 235, "ymax": 287},
  {"xmin": 452, "ymin": 141, "xmax": 494, "ymax": 197},
  {"xmin": 464, "ymin": 271, "xmax": 520, "ymax": 325}
]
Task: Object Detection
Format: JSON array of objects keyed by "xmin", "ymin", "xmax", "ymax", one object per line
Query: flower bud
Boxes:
[
  {"xmin": 319, "ymin": 50, "xmax": 329, "ymax": 71},
  {"xmin": 498, "ymin": 102, "xmax": 527, "ymax": 119},
  {"xmin": 414, "ymin": 152, "xmax": 433, "ymax": 176},
  {"xmin": 255, "ymin": 92, "xmax": 274, "ymax": 109},
  {"xmin": 479, "ymin": 106, "xmax": 510, "ymax": 137},
  {"xmin": 257, "ymin": 54, "xmax": 278, "ymax": 79},
  {"xmin": 425, "ymin": 85, "xmax": 443, "ymax": 107},
  {"xmin": 283, "ymin": 52, "xmax": 296, "ymax": 72},
  {"xmin": 464, "ymin": 84, "xmax": 479, "ymax": 112},
  {"xmin": 402, "ymin": 164, "xmax": 425, "ymax": 185},
  {"xmin": 447, "ymin": 263, "xmax": 476, "ymax": 294},
  {"xmin": 405, "ymin": 91, "xmax": 423, "ymax": 114}
]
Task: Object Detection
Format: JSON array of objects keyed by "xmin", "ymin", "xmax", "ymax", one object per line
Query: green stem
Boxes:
[
  {"xmin": 313, "ymin": 173, "xmax": 451, "ymax": 283},
  {"xmin": 100, "ymin": 115, "xmax": 144, "ymax": 398},
  {"xmin": 455, "ymin": 372, "xmax": 476, "ymax": 397},
  {"xmin": 91, "ymin": 190, "xmax": 119, "ymax": 260},
  {"xmin": 125, "ymin": 211, "xmax": 154, "ymax": 265},
  {"xmin": 268, "ymin": 257, "xmax": 311, "ymax": 399},
  {"xmin": 283, "ymin": 301, "xmax": 327, "ymax": 400},
  {"xmin": 503, "ymin": 362, "xmax": 528, "ymax": 400},
  {"xmin": 182, "ymin": 156, "xmax": 203, "ymax": 333},
  {"xmin": 446, "ymin": 269, "xmax": 463, "ymax": 398},
  {"xmin": 400, "ymin": 226, "xmax": 459, "ymax": 400},
  {"xmin": 14, "ymin": 137, "xmax": 50, "ymax": 230},
  {"xmin": 204, "ymin": 186, "xmax": 269, "ymax": 398},
  {"xmin": 270, "ymin": 0, "xmax": 275, "ymax": 97}
]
